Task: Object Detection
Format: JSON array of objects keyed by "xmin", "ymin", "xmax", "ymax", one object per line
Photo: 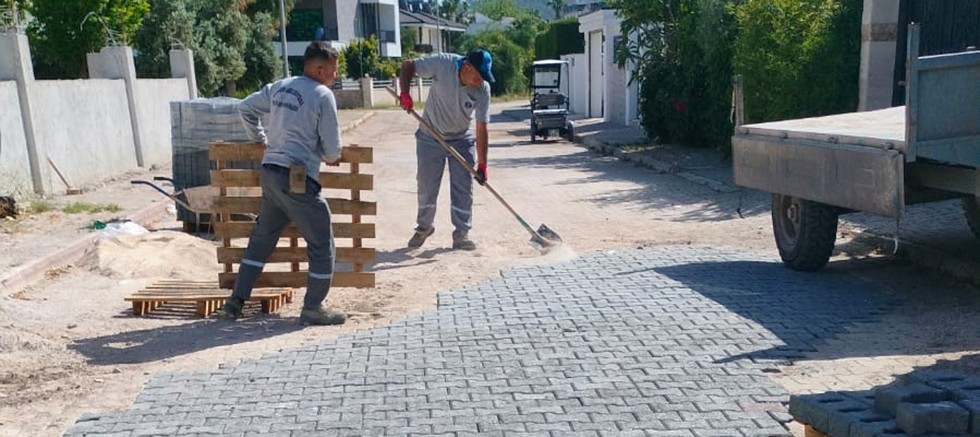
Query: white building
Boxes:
[
  {"xmin": 277, "ymin": 0, "xmax": 402, "ymax": 59},
  {"xmin": 567, "ymin": 9, "xmax": 639, "ymax": 126}
]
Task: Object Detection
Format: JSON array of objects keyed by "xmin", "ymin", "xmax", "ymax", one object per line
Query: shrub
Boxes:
[
  {"xmin": 733, "ymin": 0, "xmax": 862, "ymax": 123},
  {"xmin": 613, "ymin": 0, "xmax": 736, "ymax": 150},
  {"xmin": 535, "ymin": 17, "xmax": 585, "ymax": 60},
  {"xmin": 459, "ymin": 31, "xmax": 530, "ymax": 95}
]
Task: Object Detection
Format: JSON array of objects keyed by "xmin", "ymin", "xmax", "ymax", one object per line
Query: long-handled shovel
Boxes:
[{"xmin": 386, "ymin": 87, "xmax": 562, "ymax": 249}]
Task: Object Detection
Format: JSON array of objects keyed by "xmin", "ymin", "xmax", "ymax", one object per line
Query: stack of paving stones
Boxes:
[
  {"xmin": 169, "ymin": 97, "xmax": 255, "ymax": 225},
  {"xmin": 790, "ymin": 370, "xmax": 980, "ymax": 436},
  {"xmin": 67, "ymin": 247, "xmax": 893, "ymax": 436}
]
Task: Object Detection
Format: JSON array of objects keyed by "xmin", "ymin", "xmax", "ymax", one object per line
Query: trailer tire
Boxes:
[
  {"xmin": 771, "ymin": 194, "xmax": 838, "ymax": 271},
  {"xmin": 965, "ymin": 196, "xmax": 980, "ymax": 239}
]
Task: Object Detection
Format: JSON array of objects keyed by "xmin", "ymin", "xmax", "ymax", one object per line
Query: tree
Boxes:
[
  {"xmin": 460, "ymin": 30, "xmax": 529, "ymax": 95},
  {"xmin": 434, "ymin": 0, "xmax": 472, "ymax": 24},
  {"xmin": 343, "ymin": 36, "xmax": 381, "ymax": 79},
  {"xmin": 546, "ymin": 0, "xmax": 566, "ymax": 20},
  {"xmin": 27, "ymin": 0, "xmax": 150, "ymax": 78},
  {"xmin": 471, "ymin": 0, "xmax": 526, "ymax": 21},
  {"xmin": 133, "ymin": 0, "xmax": 292, "ymax": 96}
]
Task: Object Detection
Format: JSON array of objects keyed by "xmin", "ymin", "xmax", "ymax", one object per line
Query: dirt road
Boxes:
[{"xmin": 0, "ymin": 103, "xmax": 977, "ymax": 436}]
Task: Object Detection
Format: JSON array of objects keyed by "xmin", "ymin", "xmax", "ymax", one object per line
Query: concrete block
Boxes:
[
  {"xmin": 828, "ymin": 405, "xmax": 891, "ymax": 437},
  {"xmin": 958, "ymin": 399, "xmax": 980, "ymax": 434},
  {"xmin": 909, "ymin": 371, "xmax": 980, "ymax": 401},
  {"xmin": 849, "ymin": 417, "xmax": 901, "ymax": 437},
  {"xmin": 895, "ymin": 401, "xmax": 969, "ymax": 435},
  {"xmin": 791, "ymin": 392, "xmax": 870, "ymax": 432},
  {"xmin": 874, "ymin": 383, "xmax": 948, "ymax": 416},
  {"xmin": 790, "ymin": 392, "xmax": 848, "ymax": 428}
]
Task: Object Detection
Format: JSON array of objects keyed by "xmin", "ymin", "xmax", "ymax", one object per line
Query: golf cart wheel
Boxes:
[
  {"xmin": 530, "ymin": 121, "xmax": 538, "ymax": 143},
  {"xmin": 771, "ymin": 194, "xmax": 838, "ymax": 271},
  {"xmin": 965, "ymin": 196, "xmax": 980, "ymax": 239},
  {"xmin": 565, "ymin": 122, "xmax": 574, "ymax": 142}
]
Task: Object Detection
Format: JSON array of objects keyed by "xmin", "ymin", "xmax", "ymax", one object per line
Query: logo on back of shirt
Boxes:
[{"xmin": 272, "ymin": 87, "xmax": 305, "ymax": 111}]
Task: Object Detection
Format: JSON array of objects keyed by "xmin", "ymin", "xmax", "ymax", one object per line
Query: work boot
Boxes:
[
  {"xmin": 300, "ymin": 306, "xmax": 347, "ymax": 325},
  {"xmin": 214, "ymin": 297, "xmax": 244, "ymax": 320},
  {"xmin": 452, "ymin": 234, "xmax": 477, "ymax": 251},
  {"xmin": 407, "ymin": 227, "xmax": 435, "ymax": 248}
]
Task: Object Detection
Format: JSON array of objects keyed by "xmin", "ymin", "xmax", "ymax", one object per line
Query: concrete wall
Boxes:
[
  {"xmin": 135, "ymin": 79, "xmax": 191, "ymax": 166},
  {"xmin": 0, "ymin": 81, "xmax": 31, "ymax": 195},
  {"xmin": 562, "ymin": 53, "xmax": 589, "ymax": 116},
  {"xmin": 32, "ymin": 80, "xmax": 137, "ymax": 188},
  {"xmin": 860, "ymin": 0, "xmax": 900, "ymax": 110},
  {"xmin": 337, "ymin": 0, "xmax": 358, "ymax": 42}
]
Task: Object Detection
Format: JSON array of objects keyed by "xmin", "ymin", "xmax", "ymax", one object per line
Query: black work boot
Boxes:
[{"xmin": 214, "ymin": 297, "xmax": 244, "ymax": 320}]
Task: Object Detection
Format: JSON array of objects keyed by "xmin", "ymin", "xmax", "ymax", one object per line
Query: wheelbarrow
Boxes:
[{"xmin": 131, "ymin": 177, "xmax": 236, "ymax": 234}]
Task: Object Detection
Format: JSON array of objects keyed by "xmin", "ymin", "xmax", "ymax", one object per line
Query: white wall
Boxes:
[
  {"xmin": 0, "ymin": 81, "xmax": 31, "ymax": 195},
  {"xmin": 32, "ymin": 80, "xmax": 137, "ymax": 188},
  {"xmin": 561, "ymin": 54, "xmax": 589, "ymax": 116},
  {"xmin": 135, "ymin": 79, "xmax": 190, "ymax": 167}
]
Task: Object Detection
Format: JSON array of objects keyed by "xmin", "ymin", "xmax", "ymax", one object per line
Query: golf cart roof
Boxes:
[{"xmin": 532, "ymin": 59, "xmax": 568, "ymax": 66}]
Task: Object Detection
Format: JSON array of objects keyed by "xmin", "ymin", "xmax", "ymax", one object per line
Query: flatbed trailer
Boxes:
[{"xmin": 732, "ymin": 25, "xmax": 979, "ymax": 270}]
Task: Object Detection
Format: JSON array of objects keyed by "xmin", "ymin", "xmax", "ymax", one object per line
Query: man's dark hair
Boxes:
[{"xmin": 304, "ymin": 41, "xmax": 339, "ymax": 64}]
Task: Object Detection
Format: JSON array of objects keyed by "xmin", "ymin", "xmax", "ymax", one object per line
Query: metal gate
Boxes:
[{"xmin": 893, "ymin": 0, "xmax": 980, "ymax": 105}]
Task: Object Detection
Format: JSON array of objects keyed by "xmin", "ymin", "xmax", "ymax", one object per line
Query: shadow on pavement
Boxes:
[
  {"xmin": 70, "ymin": 317, "xmax": 304, "ymax": 365},
  {"xmin": 497, "ymin": 150, "xmax": 770, "ymax": 222},
  {"xmin": 652, "ymin": 257, "xmax": 980, "ymax": 364}
]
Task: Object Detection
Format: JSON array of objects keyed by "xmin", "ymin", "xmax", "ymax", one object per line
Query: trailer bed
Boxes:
[{"xmin": 736, "ymin": 106, "xmax": 906, "ymax": 150}]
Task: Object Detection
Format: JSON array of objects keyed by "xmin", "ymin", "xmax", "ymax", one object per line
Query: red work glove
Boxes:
[
  {"xmin": 399, "ymin": 91, "xmax": 413, "ymax": 111},
  {"xmin": 474, "ymin": 163, "xmax": 488, "ymax": 185}
]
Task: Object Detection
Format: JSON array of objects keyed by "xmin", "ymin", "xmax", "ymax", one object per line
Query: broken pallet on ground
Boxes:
[{"xmin": 125, "ymin": 280, "xmax": 293, "ymax": 317}]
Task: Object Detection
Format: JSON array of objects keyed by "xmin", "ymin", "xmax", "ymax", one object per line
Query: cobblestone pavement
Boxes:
[{"xmin": 67, "ymin": 246, "xmax": 892, "ymax": 436}]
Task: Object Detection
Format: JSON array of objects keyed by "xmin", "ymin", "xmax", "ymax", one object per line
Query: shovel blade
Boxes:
[{"xmin": 530, "ymin": 223, "xmax": 562, "ymax": 247}]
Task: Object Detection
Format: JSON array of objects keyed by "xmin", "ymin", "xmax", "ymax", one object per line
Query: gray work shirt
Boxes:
[
  {"xmin": 239, "ymin": 76, "xmax": 342, "ymax": 181},
  {"xmin": 414, "ymin": 54, "xmax": 492, "ymax": 141}
]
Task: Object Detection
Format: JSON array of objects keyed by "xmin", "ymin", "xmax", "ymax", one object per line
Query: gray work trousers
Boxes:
[
  {"xmin": 232, "ymin": 164, "xmax": 335, "ymax": 309},
  {"xmin": 415, "ymin": 130, "xmax": 475, "ymax": 239}
]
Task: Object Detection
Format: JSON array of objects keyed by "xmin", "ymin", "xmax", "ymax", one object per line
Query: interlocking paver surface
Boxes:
[{"xmin": 67, "ymin": 246, "xmax": 891, "ymax": 436}]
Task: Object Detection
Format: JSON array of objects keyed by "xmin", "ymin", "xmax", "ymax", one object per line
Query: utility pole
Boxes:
[{"xmin": 278, "ymin": 0, "xmax": 290, "ymax": 78}]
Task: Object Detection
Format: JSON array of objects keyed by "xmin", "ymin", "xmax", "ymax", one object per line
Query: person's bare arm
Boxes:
[{"xmin": 399, "ymin": 60, "xmax": 416, "ymax": 95}]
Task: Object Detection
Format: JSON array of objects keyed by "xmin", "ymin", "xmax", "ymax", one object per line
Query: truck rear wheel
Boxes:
[
  {"xmin": 772, "ymin": 194, "xmax": 838, "ymax": 271},
  {"xmin": 965, "ymin": 196, "xmax": 980, "ymax": 239}
]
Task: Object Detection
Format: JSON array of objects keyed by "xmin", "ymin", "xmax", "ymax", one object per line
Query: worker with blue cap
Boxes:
[{"xmin": 398, "ymin": 49, "xmax": 495, "ymax": 251}]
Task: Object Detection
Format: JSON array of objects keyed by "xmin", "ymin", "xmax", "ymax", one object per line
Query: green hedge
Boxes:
[
  {"xmin": 535, "ymin": 18, "xmax": 585, "ymax": 60},
  {"xmin": 460, "ymin": 31, "xmax": 530, "ymax": 95},
  {"xmin": 613, "ymin": 0, "xmax": 862, "ymax": 154},
  {"xmin": 733, "ymin": 0, "xmax": 862, "ymax": 123}
]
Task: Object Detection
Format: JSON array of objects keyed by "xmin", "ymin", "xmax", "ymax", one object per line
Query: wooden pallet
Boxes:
[
  {"xmin": 209, "ymin": 141, "xmax": 376, "ymax": 289},
  {"xmin": 125, "ymin": 280, "xmax": 293, "ymax": 317}
]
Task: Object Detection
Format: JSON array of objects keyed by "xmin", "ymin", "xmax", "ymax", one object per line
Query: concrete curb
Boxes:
[
  {"xmin": 0, "ymin": 113, "xmax": 377, "ymax": 297},
  {"xmin": 575, "ymin": 133, "xmax": 738, "ymax": 193},
  {"xmin": 342, "ymin": 110, "xmax": 376, "ymax": 135},
  {"xmin": 850, "ymin": 230, "xmax": 980, "ymax": 287},
  {"xmin": 0, "ymin": 200, "xmax": 171, "ymax": 296}
]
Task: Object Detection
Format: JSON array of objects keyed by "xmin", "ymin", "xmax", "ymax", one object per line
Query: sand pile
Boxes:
[{"xmin": 79, "ymin": 231, "xmax": 220, "ymax": 280}]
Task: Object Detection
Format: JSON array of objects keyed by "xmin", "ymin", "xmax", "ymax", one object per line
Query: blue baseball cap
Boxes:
[{"xmin": 465, "ymin": 50, "xmax": 495, "ymax": 84}]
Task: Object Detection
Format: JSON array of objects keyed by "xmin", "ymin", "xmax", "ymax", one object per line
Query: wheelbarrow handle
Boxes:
[{"xmin": 130, "ymin": 180, "xmax": 195, "ymax": 212}]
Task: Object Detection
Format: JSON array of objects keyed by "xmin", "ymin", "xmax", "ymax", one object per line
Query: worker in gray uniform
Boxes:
[
  {"xmin": 215, "ymin": 41, "xmax": 346, "ymax": 325},
  {"xmin": 398, "ymin": 49, "xmax": 494, "ymax": 251}
]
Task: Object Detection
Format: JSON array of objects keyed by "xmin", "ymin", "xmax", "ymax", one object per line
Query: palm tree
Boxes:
[{"xmin": 547, "ymin": 0, "xmax": 567, "ymax": 20}]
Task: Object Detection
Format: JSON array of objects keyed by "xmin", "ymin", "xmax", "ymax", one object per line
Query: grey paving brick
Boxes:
[
  {"xmin": 895, "ymin": 400, "xmax": 969, "ymax": 435},
  {"xmin": 65, "ymin": 247, "xmax": 897, "ymax": 437},
  {"xmin": 874, "ymin": 383, "xmax": 948, "ymax": 416}
]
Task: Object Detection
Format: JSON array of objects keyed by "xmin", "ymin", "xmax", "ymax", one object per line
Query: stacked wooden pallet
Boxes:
[{"xmin": 209, "ymin": 141, "xmax": 376, "ymax": 289}]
